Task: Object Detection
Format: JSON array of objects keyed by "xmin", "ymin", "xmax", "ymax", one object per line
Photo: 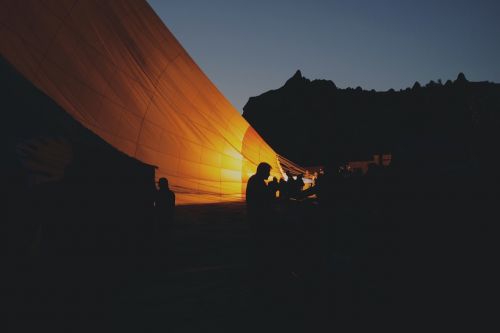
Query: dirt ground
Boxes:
[
  {"xmin": 9, "ymin": 198, "xmax": 494, "ymax": 332},
  {"xmin": 10, "ymin": 203, "xmax": 316, "ymax": 332}
]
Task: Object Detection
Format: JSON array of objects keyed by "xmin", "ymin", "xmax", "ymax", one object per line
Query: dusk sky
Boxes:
[{"xmin": 148, "ymin": 0, "xmax": 500, "ymax": 112}]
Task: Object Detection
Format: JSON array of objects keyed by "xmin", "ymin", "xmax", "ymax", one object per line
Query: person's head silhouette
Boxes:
[
  {"xmin": 256, "ymin": 162, "xmax": 271, "ymax": 180},
  {"xmin": 158, "ymin": 177, "xmax": 169, "ymax": 190}
]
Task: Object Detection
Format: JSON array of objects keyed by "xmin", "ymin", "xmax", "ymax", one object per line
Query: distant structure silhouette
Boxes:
[{"xmin": 242, "ymin": 70, "xmax": 500, "ymax": 175}]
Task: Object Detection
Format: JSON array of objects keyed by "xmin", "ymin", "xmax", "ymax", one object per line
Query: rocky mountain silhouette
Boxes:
[{"xmin": 243, "ymin": 71, "xmax": 500, "ymax": 179}]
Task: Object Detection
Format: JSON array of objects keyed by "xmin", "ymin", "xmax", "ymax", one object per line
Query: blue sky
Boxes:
[{"xmin": 148, "ymin": 0, "xmax": 500, "ymax": 112}]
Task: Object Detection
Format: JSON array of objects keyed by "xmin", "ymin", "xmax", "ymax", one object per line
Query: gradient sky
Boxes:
[{"xmin": 148, "ymin": 0, "xmax": 500, "ymax": 112}]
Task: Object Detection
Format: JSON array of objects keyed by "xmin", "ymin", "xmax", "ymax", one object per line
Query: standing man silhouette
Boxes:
[
  {"xmin": 246, "ymin": 162, "xmax": 274, "ymax": 227},
  {"xmin": 156, "ymin": 177, "xmax": 175, "ymax": 223},
  {"xmin": 154, "ymin": 177, "xmax": 175, "ymax": 254}
]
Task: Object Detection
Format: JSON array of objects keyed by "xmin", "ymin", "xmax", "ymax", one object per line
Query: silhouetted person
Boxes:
[
  {"xmin": 285, "ymin": 172, "xmax": 297, "ymax": 198},
  {"xmin": 278, "ymin": 177, "xmax": 289, "ymax": 200},
  {"xmin": 246, "ymin": 162, "xmax": 274, "ymax": 225},
  {"xmin": 269, "ymin": 176, "xmax": 279, "ymax": 198},
  {"xmin": 156, "ymin": 177, "xmax": 175, "ymax": 222},
  {"xmin": 288, "ymin": 173, "xmax": 305, "ymax": 199},
  {"xmin": 246, "ymin": 163, "xmax": 286, "ymax": 312},
  {"xmin": 314, "ymin": 171, "xmax": 323, "ymax": 191},
  {"xmin": 153, "ymin": 177, "xmax": 175, "ymax": 253},
  {"xmin": 246, "ymin": 163, "xmax": 275, "ymax": 255},
  {"xmin": 296, "ymin": 173, "xmax": 305, "ymax": 193}
]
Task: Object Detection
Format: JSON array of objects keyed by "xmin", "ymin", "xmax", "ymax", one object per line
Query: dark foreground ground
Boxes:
[
  {"xmin": 8, "ymin": 199, "xmax": 497, "ymax": 332},
  {"xmin": 7, "ymin": 202, "xmax": 364, "ymax": 332},
  {"xmin": 9, "ymin": 203, "xmax": 300, "ymax": 332}
]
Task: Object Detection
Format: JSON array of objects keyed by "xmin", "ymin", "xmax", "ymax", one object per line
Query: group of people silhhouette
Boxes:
[
  {"xmin": 244, "ymin": 155, "xmax": 497, "ymax": 330},
  {"xmin": 244, "ymin": 160, "xmax": 410, "ymax": 329}
]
